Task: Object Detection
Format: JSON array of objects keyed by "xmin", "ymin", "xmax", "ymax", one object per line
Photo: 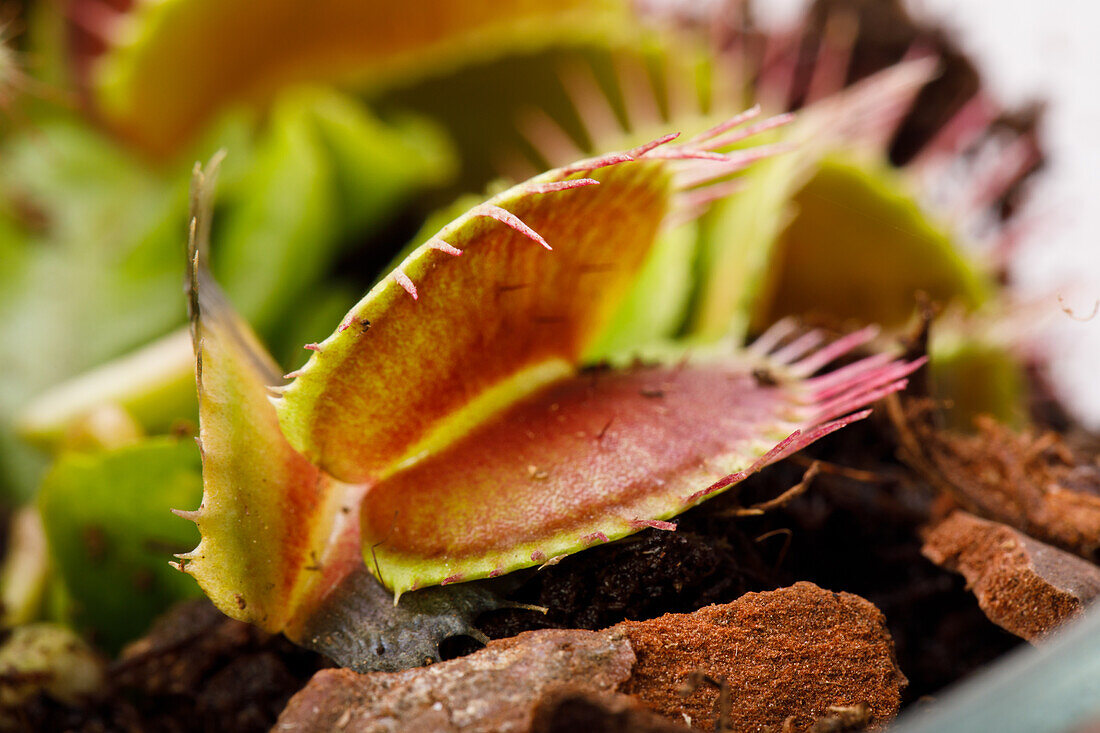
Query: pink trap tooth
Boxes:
[
  {"xmin": 629, "ymin": 132, "xmax": 681, "ymax": 158},
  {"xmin": 770, "ymin": 330, "xmax": 826, "ymax": 365},
  {"xmin": 807, "ymin": 352, "xmax": 895, "ymax": 396},
  {"xmin": 689, "ymin": 104, "xmax": 761, "ymax": 145},
  {"xmin": 789, "ymin": 325, "xmax": 881, "ymax": 377},
  {"xmin": 525, "ymin": 178, "xmax": 600, "ymax": 195},
  {"xmin": 393, "ymin": 268, "xmax": 418, "ymax": 299},
  {"xmin": 749, "ymin": 317, "xmax": 801, "ymax": 356},
  {"xmin": 559, "ymin": 151, "xmax": 634, "ymax": 175},
  {"xmin": 476, "ymin": 205, "xmax": 552, "ymax": 250},
  {"xmin": 705, "ymin": 112, "xmax": 796, "ymax": 150}
]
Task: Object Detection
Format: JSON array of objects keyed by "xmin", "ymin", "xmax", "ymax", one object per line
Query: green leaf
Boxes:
[
  {"xmin": 37, "ymin": 438, "xmax": 204, "ymax": 652},
  {"xmin": 689, "ymin": 59, "xmax": 949, "ymax": 341},
  {"xmin": 17, "ymin": 330, "xmax": 197, "ymax": 450},
  {"xmin": 90, "ymin": 0, "xmax": 630, "ymax": 156},
  {"xmin": 0, "ymin": 120, "xmax": 187, "ymax": 499},
  {"xmin": 930, "ymin": 323, "xmax": 1028, "ymax": 429},
  {"xmin": 212, "ymin": 92, "xmax": 341, "ymax": 330},
  {"xmin": 212, "ymin": 87, "xmax": 457, "ymax": 332},
  {"xmin": 584, "ymin": 220, "xmax": 699, "ymax": 360},
  {"xmin": 747, "ymin": 154, "xmax": 991, "ymax": 333},
  {"xmin": 690, "ymin": 141, "xmax": 808, "ymax": 341},
  {"xmin": 307, "ymin": 89, "xmax": 457, "ymax": 235}
]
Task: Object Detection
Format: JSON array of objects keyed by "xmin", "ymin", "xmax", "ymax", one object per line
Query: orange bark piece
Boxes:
[
  {"xmin": 904, "ymin": 414, "xmax": 1100, "ymax": 561},
  {"xmin": 619, "ymin": 582, "xmax": 907, "ymax": 732},
  {"xmin": 922, "ymin": 511, "xmax": 1100, "ymax": 641}
]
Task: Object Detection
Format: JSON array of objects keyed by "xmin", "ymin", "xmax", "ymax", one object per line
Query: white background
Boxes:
[{"xmin": 755, "ymin": 0, "xmax": 1100, "ymax": 427}]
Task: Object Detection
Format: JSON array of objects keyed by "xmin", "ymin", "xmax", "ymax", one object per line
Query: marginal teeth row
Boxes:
[
  {"xmin": 384, "ymin": 178, "xmax": 604, "ymax": 301},
  {"xmin": 396, "ymin": 518, "xmax": 676, "ymax": 586},
  {"xmin": 389, "ymin": 108, "xmax": 789, "ymax": 303}
]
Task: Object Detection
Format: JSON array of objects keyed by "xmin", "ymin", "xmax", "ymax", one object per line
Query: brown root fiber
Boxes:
[{"xmin": 896, "ymin": 408, "xmax": 1100, "ymax": 561}]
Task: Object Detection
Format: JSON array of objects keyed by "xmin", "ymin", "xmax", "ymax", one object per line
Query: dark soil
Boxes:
[
  {"xmin": 531, "ymin": 688, "xmax": 691, "ymax": 733},
  {"xmin": 13, "ymin": 601, "xmax": 326, "ymax": 733}
]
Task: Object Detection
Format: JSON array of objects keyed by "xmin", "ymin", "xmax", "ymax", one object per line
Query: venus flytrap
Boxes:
[
  {"xmin": 179, "ymin": 113, "xmax": 922, "ymax": 670},
  {"xmin": 0, "ymin": 90, "xmax": 459, "ymax": 646}
]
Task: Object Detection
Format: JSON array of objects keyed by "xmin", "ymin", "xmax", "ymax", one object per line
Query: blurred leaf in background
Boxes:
[
  {"xmin": 86, "ymin": 0, "xmax": 629, "ymax": 158},
  {"xmin": 37, "ymin": 437, "xmax": 203, "ymax": 652},
  {"xmin": 213, "ymin": 87, "xmax": 456, "ymax": 339},
  {"xmin": 0, "ymin": 120, "xmax": 188, "ymax": 501},
  {"xmin": 4, "ymin": 89, "xmax": 455, "ymax": 500}
]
